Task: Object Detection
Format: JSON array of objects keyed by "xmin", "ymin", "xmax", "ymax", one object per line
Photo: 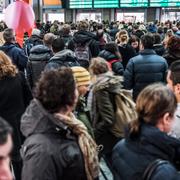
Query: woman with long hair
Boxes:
[
  {"xmin": 0, "ymin": 50, "xmax": 32, "ymax": 180},
  {"xmin": 112, "ymin": 83, "xmax": 180, "ymax": 180}
]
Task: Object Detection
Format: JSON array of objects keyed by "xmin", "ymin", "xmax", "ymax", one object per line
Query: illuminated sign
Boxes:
[
  {"xmin": 94, "ymin": 0, "xmax": 119, "ymax": 8},
  {"xmin": 120, "ymin": 0, "xmax": 148, "ymax": 7},
  {"xmin": 150, "ymin": 0, "xmax": 180, "ymax": 7},
  {"xmin": 69, "ymin": 0, "xmax": 92, "ymax": 8}
]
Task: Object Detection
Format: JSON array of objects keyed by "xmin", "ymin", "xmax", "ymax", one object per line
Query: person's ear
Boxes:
[{"xmin": 161, "ymin": 112, "xmax": 173, "ymax": 132}]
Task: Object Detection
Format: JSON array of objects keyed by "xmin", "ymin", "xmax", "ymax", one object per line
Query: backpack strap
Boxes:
[{"xmin": 142, "ymin": 159, "xmax": 170, "ymax": 180}]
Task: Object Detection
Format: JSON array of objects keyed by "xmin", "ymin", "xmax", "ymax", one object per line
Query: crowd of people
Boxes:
[{"xmin": 0, "ymin": 18, "xmax": 179, "ymax": 180}]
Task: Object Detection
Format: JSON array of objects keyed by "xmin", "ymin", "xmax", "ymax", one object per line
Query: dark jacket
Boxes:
[
  {"xmin": 21, "ymin": 99, "xmax": 87, "ymax": 180},
  {"xmin": 99, "ymin": 50, "xmax": 124, "ymax": 76},
  {"xmin": 112, "ymin": 124, "xmax": 180, "ymax": 180},
  {"xmin": 68, "ymin": 30, "xmax": 100, "ymax": 57},
  {"xmin": 153, "ymin": 44, "xmax": 166, "ymax": 56},
  {"xmin": 118, "ymin": 44, "xmax": 136, "ymax": 69},
  {"xmin": 27, "ymin": 45, "xmax": 53, "ymax": 88},
  {"xmin": 92, "ymin": 73, "xmax": 123, "ymax": 154},
  {"xmin": 45, "ymin": 49, "xmax": 79, "ymax": 70},
  {"xmin": 0, "ymin": 43, "xmax": 28, "ymax": 72},
  {"xmin": 0, "ymin": 72, "xmax": 32, "ymax": 161},
  {"xmin": 124, "ymin": 49, "xmax": 168, "ymax": 100},
  {"xmin": 163, "ymin": 49, "xmax": 180, "ymax": 67}
]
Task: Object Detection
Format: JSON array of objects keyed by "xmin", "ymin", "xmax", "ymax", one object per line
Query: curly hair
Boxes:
[
  {"xmin": 0, "ymin": 51, "xmax": 18, "ymax": 79},
  {"xmin": 34, "ymin": 67, "xmax": 76, "ymax": 113}
]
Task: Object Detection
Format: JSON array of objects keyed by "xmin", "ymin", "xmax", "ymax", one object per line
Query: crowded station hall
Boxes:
[{"xmin": 0, "ymin": 0, "xmax": 180, "ymax": 179}]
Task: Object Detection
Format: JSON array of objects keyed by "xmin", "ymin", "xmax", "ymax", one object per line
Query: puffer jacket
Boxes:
[
  {"xmin": 99, "ymin": 50, "xmax": 124, "ymax": 76},
  {"xmin": 153, "ymin": 44, "xmax": 165, "ymax": 56},
  {"xmin": 163, "ymin": 50, "xmax": 180, "ymax": 67},
  {"xmin": 91, "ymin": 73, "xmax": 123, "ymax": 154},
  {"xmin": 112, "ymin": 123, "xmax": 180, "ymax": 180},
  {"xmin": 21, "ymin": 99, "xmax": 87, "ymax": 180},
  {"xmin": 45, "ymin": 49, "xmax": 79, "ymax": 70},
  {"xmin": 124, "ymin": 49, "xmax": 168, "ymax": 100}
]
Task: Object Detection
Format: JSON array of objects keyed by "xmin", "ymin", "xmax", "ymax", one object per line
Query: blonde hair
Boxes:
[
  {"xmin": 116, "ymin": 30, "xmax": 129, "ymax": 44},
  {"xmin": 0, "ymin": 51, "xmax": 18, "ymax": 79}
]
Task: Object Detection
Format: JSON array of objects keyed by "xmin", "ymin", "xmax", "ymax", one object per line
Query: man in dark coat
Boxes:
[
  {"xmin": 124, "ymin": 33, "xmax": 168, "ymax": 100},
  {"xmin": 0, "ymin": 28, "xmax": 28, "ymax": 72}
]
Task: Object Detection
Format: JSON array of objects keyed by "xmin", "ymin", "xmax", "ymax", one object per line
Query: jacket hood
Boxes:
[
  {"xmin": 50, "ymin": 49, "xmax": 75, "ymax": 62},
  {"xmin": 30, "ymin": 45, "xmax": 52, "ymax": 54},
  {"xmin": 21, "ymin": 99, "xmax": 68, "ymax": 137},
  {"xmin": 99, "ymin": 50, "xmax": 117, "ymax": 61},
  {"xmin": 73, "ymin": 30, "xmax": 97, "ymax": 44},
  {"xmin": 93, "ymin": 72, "xmax": 123, "ymax": 92}
]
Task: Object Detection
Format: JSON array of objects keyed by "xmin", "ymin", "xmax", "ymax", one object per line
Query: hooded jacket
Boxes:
[
  {"xmin": 99, "ymin": 50, "xmax": 124, "ymax": 76},
  {"xmin": 0, "ymin": 43, "xmax": 28, "ymax": 72},
  {"xmin": 68, "ymin": 30, "xmax": 100, "ymax": 57},
  {"xmin": 45, "ymin": 49, "xmax": 79, "ymax": 70},
  {"xmin": 112, "ymin": 124, "xmax": 180, "ymax": 180},
  {"xmin": 21, "ymin": 99, "xmax": 87, "ymax": 180}
]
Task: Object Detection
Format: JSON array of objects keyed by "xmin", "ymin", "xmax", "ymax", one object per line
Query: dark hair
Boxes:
[
  {"xmin": 3, "ymin": 28, "xmax": 15, "ymax": 43},
  {"xmin": 104, "ymin": 42, "xmax": 122, "ymax": 60},
  {"xmin": 52, "ymin": 37, "xmax": 65, "ymax": 53},
  {"xmin": 169, "ymin": 60, "xmax": 180, "ymax": 85},
  {"xmin": 129, "ymin": 83, "xmax": 177, "ymax": 137},
  {"xmin": 0, "ymin": 117, "xmax": 12, "ymax": 145},
  {"xmin": 167, "ymin": 36, "xmax": 180, "ymax": 52},
  {"xmin": 129, "ymin": 35, "xmax": 139, "ymax": 44},
  {"xmin": 140, "ymin": 33, "xmax": 155, "ymax": 49},
  {"xmin": 153, "ymin": 33, "xmax": 161, "ymax": 44},
  {"xmin": 34, "ymin": 68, "xmax": 76, "ymax": 113}
]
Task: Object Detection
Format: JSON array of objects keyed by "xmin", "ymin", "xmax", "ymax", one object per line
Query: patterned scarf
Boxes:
[{"xmin": 54, "ymin": 112, "xmax": 99, "ymax": 180}]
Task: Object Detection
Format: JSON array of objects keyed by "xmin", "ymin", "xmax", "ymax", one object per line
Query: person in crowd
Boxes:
[
  {"xmin": 112, "ymin": 83, "xmax": 180, "ymax": 180},
  {"xmin": 89, "ymin": 57, "xmax": 123, "ymax": 162},
  {"xmin": 109, "ymin": 23, "xmax": 119, "ymax": 41},
  {"xmin": 99, "ymin": 42, "xmax": 124, "ymax": 76},
  {"xmin": 0, "ymin": 23, "xmax": 5, "ymax": 46},
  {"xmin": 163, "ymin": 29, "xmax": 174, "ymax": 48},
  {"xmin": 163, "ymin": 36, "xmax": 180, "ymax": 66},
  {"xmin": 61, "ymin": 24, "xmax": 73, "ymax": 48},
  {"xmin": 50, "ymin": 21, "xmax": 60, "ymax": 35},
  {"xmin": 0, "ymin": 51, "xmax": 32, "ymax": 180},
  {"xmin": 157, "ymin": 26, "xmax": 165, "ymax": 41},
  {"xmin": 24, "ymin": 28, "xmax": 43, "ymax": 56},
  {"xmin": 124, "ymin": 33, "xmax": 168, "ymax": 100},
  {"xmin": 153, "ymin": 33, "xmax": 165, "ymax": 56},
  {"xmin": 116, "ymin": 30, "xmax": 136, "ymax": 68},
  {"xmin": 0, "ymin": 117, "xmax": 13, "ymax": 180},
  {"xmin": 45, "ymin": 37, "xmax": 79, "ymax": 70},
  {"xmin": 68, "ymin": 20, "xmax": 100, "ymax": 59},
  {"xmin": 0, "ymin": 28, "xmax": 28, "ymax": 72},
  {"xmin": 27, "ymin": 33, "xmax": 56, "ymax": 88},
  {"xmin": 128, "ymin": 35, "xmax": 140, "ymax": 54},
  {"xmin": 21, "ymin": 67, "xmax": 99, "ymax": 180},
  {"xmin": 167, "ymin": 60, "xmax": 180, "ymax": 138},
  {"xmin": 71, "ymin": 66, "xmax": 94, "ymax": 138}
]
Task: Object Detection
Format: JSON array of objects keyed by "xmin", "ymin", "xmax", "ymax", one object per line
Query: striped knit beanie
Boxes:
[{"xmin": 71, "ymin": 67, "xmax": 90, "ymax": 87}]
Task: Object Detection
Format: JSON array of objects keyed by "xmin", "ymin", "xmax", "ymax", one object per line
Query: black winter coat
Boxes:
[
  {"xmin": 118, "ymin": 44, "xmax": 136, "ymax": 69},
  {"xmin": 99, "ymin": 50, "xmax": 124, "ymax": 76},
  {"xmin": 68, "ymin": 30, "xmax": 100, "ymax": 57},
  {"xmin": 112, "ymin": 124, "xmax": 180, "ymax": 180},
  {"xmin": 124, "ymin": 49, "xmax": 168, "ymax": 100},
  {"xmin": 0, "ymin": 73, "xmax": 32, "ymax": 161},
  {"xmin": 0, "ymin": 43, "xmax": 28, "ymax": 72},
  {"xmin": 21, "ymin": 99, "xmax": 87, "ymax": 180},
  {"xmin": 163, "ymin": 50, "xmax": 180, "ymax": 67},
  {"xmin": 153, "ymin": 44, "xmax": 166, "ymax": 56}
]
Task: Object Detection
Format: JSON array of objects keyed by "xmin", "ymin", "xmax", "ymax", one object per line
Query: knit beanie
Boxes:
[{"xmin": 71, "ymin": 67, "xmax": 90, "ymax": 87}]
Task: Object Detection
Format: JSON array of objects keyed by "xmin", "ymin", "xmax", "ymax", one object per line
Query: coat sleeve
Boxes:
[
  {"xmin": 112, "ymin": 61, "xmax": 124, "ymax": 76},
  {"xmin": 94, "ymin": 90, "xmax": 115, "ymax": 136},
  {"xmin": 21, "ymin": 149, "xmax": 61, "ymax": 180},
  {"xmin": 123, "ymin": 59, "xmax": 134, "ymax": 90},
  {"xmin": 17, "ymin": 49, "xmax": 28, "ymax": 70}
]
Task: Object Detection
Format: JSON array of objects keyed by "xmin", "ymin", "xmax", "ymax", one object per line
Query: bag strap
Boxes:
[{"xmin": 142, "ymin": 159, "xmax": 169, "ymax": 180}]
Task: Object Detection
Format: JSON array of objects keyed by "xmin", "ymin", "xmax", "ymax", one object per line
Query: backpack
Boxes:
[
  {"xmin": 27, "ymin": 45, "xmax": 52, "ymax": 88},
  {"xmin": 74, "ymin": 40, "xmax": 92, "ymax": 69},
  {"xmin": 110, "ymin": 89, "xmax": 137, "ymax": 138}
]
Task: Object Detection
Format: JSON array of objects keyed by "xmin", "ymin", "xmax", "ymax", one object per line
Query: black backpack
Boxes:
[{"xmin": 27, "ymin": 45, "xmax": 52, "ymax": 88}]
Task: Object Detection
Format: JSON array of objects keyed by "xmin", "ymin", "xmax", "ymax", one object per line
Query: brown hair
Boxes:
[
  {"xmin": 34, "ymin": 67, "xmax": 76, "ymax": 113},
  {"xmin": 0, "ymin": 51, "xmax": 18, "ymax": 79},
  {"xmin": 129, "ymin": 83, "xmax": 177, "ymax": 136},
  {"xmin": 116, "ymin": 30, "xmax": 129, "ymax": 43},
  {"xmin": 167, "ymin": 36, "xmax": 180, "ymax": 52},
  {"xmin": 77, "ymin": 21, "xmax": 89, "ymax": 31},
  {"xmin": 89, "ymin": 57, "xmax": 109, "ymax": 75}
]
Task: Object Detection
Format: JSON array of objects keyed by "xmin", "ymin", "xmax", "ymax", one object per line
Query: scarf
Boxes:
[{"xmin": 54, "ymin": 112, "xmax": 99, "ymax": 180}]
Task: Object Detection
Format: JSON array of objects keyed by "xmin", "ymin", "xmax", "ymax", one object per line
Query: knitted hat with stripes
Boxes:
[{"xmin": 71, "ymin": 66, "xmax": 90, "ymax": 87}]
